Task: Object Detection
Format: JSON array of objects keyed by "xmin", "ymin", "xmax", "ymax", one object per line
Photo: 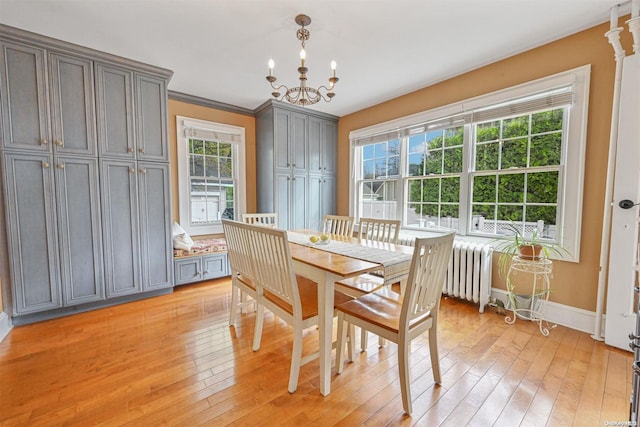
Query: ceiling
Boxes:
[{"xmin": 0, "ymin": 0, "xmax": 627, "ymax": 117}]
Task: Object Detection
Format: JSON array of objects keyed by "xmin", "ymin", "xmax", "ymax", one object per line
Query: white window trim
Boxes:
[
  {"xmin": 176, "ymin": 116, "xmax": 246, "ymax": 236},
  {"xmin": 349, "ymin": 65, "xmax": 590, "ymax": 262}
]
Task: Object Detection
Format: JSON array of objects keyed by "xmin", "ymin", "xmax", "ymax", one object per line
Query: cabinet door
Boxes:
[
  {"xmin": 135, "ymin": 73, "xmax": 168, "ymax": 161},
  {"xmin": 308, "ymin": 117, "xmax": 322, "ymax": 173},
  {"xmin": 101, "ymin": 159, "xmax": 141, "ymax": 297},
  {"xmin": 308, "ymin": 175, "xmax": 323, "ymax": 231},
  {"xmin": 3, "ymin": 153, "xmax": 61, "ymax": 314},
  {"xmin": 138, "ymin": 162, "xmax": 173, "ymax": 290},
  {"xmin": 202, "ymin": 254, "xmax": 229, "ymax": 280},
  {"xmin": 174, "ymin": 258, "xmax": 201, "ymax": 285},
  {"xmin": 95, "ymin": 64, "xmax": 135, "ymax": 159},
  {"xmin": 291, "ymin": 112, "xmax": 308, "ymax": 173},
  {"xmin": 274, "ymin": 108, "xmax": 291, "ymax": 170},
  {"xmin": 290, "ymin": 173, "xmax": 308, "ymax": 230},
  {"xmin": 275, "ymin": 173, "xmax": 291, "ymax": 229},
  {"xmin": 321, "ymin": 120, "xmax": 337, "ymax": 174},
  {"xmin": 48, "ymin": 53, "xmax": 97, "ymax": 156},
  {"xmin": 0, "ymin": 42, "xmax": 50, "ymax": 152},
  {"xmin": 55, "ymin": 156, "xmax": 105, "ymax": 305},
  {"xmin": 321, "ymin": 175, "xmax": 337, "ymax": 219}
]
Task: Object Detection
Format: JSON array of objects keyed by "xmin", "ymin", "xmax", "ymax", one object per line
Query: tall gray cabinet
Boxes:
[
  {"xmin": 255, "ymin": 100, "xmax": 338, "ymax": 230},
  {"xmin": 0, "ymin": 25, "xmax": 173, "ymax": 323}
]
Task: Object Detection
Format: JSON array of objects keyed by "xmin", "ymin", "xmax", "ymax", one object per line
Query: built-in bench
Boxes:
[{"xmin": 173, "ymin": 237, "xmax": 230, "ymax": 285}]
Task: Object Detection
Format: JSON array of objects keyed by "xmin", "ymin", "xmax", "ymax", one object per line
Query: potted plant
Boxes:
[{"xmin": 493, "ymin": 223, "xmax": 570, "ymax": 278}]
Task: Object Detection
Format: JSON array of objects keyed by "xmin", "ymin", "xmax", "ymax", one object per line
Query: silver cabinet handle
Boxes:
[
  {"xmin": 139, "ymin": 168, "xmax": 146, "ymax": 174},
  {"xmin": 127, "ymin": 147, "xmax": 134, "ymax": 153},
  {"xmin": 138, "ymin": 148, "xmax": 145, "ymax": 154},
  {"xmin": 42, "ymin": 161, "xmax": 50, "ymax": 168},
  {"xmin": 129, "ymin": 167, "xmax": 135, "ymax": 173},
  {"xmin": 41, "ymin": 138, "xmax": 48, "ymax": 145},
  {"xmin": 57, "ymin": 163, "xmax": 65, "ymax": 169},
  {"xmin": 55, "ymin": 140, "xmax": 63, "ymax": 146}
]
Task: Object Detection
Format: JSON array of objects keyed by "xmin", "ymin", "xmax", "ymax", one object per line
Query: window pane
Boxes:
[
  {"xmin": 374, "ymin": 142, "xmax": 388, "ymax": 158},
  {"xmin": 363, "ymin": 144, "xmax": 374, "ymax": 160},
  {"xmin": 422, "ymin": 178, "xmax": 439, "ymax": 202},
  {"xmin": 220, "ymin": 157, "xmax": 233, "ymax": 178},
  {"xmin": 531, "ymin": 109, "xmax": 563, "ymax": 133},
  {"xmin": 424, "ymin": 150, "xmax": 442, "ymax": 175},
  {"xmin": 219, "ymin": 142, "xmax": 232, "ymax": 157},
  {"xmin": 476, "ymin": 141, "xmax": 499, "ymax": 171},
  {"xmin": 527, "ymin": 171, "xmax": 558, "ymax": 203},
  {"xmin": 408, "ymin": 153, "xmax": 423, "ymax": 176},
  {"xmin": 477, "ymin": 121, "xmax": 499, "ymax": 143},
  {"xmin": 530, "ymin": 133, "xmax": 561, "ymax": 166},
  {"xmin": 190, "ymin": 155, "xmax": 204, "ymax": 176},
  {"xmin": 363, "ymin": 160, "xmax": 375, "ymax": 178},
  {"xmin": 409, "ymin": 180, "xmax": 423, "ymax": 203},
  {"xmin": 497, "ymin": 173, "xmax": 525, "ymax": 203},
  {"xmin": 444, "ymin": 126, "xmax": 463, "ymax": 147},
  {"xmin": 426, "ymin": 130, "xmax": 443, "ymax": 149},
  {"xmin": 501, "ymin": 138, "xmax": 528, "ymax": 169},
  {"xmin": 204, "ymin": 140, "xmax": 217, "ymax": 156},
  {"xmin": 190, "ymin": 139, "xmax": 204, "ymax": 155},
  {"xmin": 443, "ymin": 146, "xmax": 462, "ymax": 173},
  {"xmin": 388, "ymin": 155, "xmax": 399, "ymax": 176},
  {"xmin": 375, "ymin": 159, "xmax": 387, "ymax": 178},
  {"xmin": 441, "ymin": 177, "xmax": 459, "ymax": 203},
  {"xmin": 473, "ymin": 175, "xmax": 496, "ymax": 203},
  {"xmin": 526, "ymin": 205, "xmax": 557, "ymax": 226},
  {"xmin": 204, "ymin": 156, "xmax": 218, "ymax": 178},
  {"xmin": 497, "ymin": 204, "xmax": 524, "ymax": 223},
  {"xmin": 409, "ymin": 134, "xmax": 426, "ymax": 153},
  {"xmin": 503, "ymin": 115, "xmax": 529, "ymax": 138}
]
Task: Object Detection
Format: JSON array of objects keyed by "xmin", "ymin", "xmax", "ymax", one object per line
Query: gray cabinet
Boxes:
[
  {"xmin": 95, "ymin": 63, "xmax": 135, "ymax": 158},
  {"xmin": 256, "ymin": 100, "xmax": 338, "ymax": 230},
  {"xmin": 2, "ymin": 153, "xmax": 61, "ymax": 314},
  {"xmin": 100, "ymin": 160, "xmax": 141, "ymax": 297},
  {"xmin": 0, "ymin": 41, "xmax": 50, "ymax": 152},
  {"xmin": 138, "ymin": 162, "xmax": 172, "ymax": 291},
  {"xmin": 0, "ymin": 25, "xmax": 173, "ymax": 321},
  {"xmin": 101, "ymin": 160, "xmax": 172, "ymax": 296},
  {"xmin": 174, "ymin": 253, "xmax": 229, "ymax": 285},
  {"xmin": 55, "ymin": 156, "xmax": 104, "ymax": 306},
  {"xmin": 48, "ymin": 52, "xmax": 97, "ymax": 156}
]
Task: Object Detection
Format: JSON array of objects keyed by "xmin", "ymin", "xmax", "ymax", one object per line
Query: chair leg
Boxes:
[
  {"xmin": 252, "ymin": 304, "xmax": 265, "ymax": 351},
  {"xmin": 398, "ymin": 336, "xmax": 412, "ymax": 415},
  {"xmin": 288, "ymin": 326, "xmax": 303, "ymax": 393},
  {"xmin": 347, "ymin": 323, "xmax": 355, "ymax": 362},
  {"xmin": 429, "ymin": 328, "xmax": 442, "ymax": 384},
  {"xmin": 240, "ymin": 290, "xmax": 248, "ymax": 314},
  {"xmin": 229, "ymin": 280, "xmax": 239, "ymax": 326},
  {"xmin": 336, "ymin": 313, "xmax": 348, "ymax": 374}
]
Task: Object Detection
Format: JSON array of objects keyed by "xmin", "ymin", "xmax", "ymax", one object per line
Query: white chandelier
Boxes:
[{"xmin": 266, "ymin": 14, "xmax": 338, "ymax": 106}]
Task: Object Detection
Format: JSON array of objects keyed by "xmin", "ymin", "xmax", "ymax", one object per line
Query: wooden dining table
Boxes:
[{"xmin": 287, "ymin": 229, "xmax": 414, "ymax": 396}]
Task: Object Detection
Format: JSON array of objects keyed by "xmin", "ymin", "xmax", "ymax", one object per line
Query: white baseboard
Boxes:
[
  {"xmin": 0, "ymin": 311, "xmax": 12, "ymax": 343},
  {"xmin": 491, "ymin": 289, "xmax": 597, "ymax": 335}
]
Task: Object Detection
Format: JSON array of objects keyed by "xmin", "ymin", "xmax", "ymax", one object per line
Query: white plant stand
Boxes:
[{"xmin": 505, "ymin": 256, "xmax": 556, "ymax": 336}]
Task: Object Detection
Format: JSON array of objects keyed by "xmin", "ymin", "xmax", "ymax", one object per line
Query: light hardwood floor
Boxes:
[{"xmin": 0, "ymin": 278, "xmax": 633, "ymax": 426}]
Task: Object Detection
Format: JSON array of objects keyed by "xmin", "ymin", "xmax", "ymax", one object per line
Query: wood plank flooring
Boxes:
[{"xmin": 0, "ymin": 278, "xmax": 633, "ymax": 426}]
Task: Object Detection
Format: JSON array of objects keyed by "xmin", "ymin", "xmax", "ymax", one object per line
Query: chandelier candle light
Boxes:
[{"xmin": 266, "ymin": 14, "xmax": 338, "ymax": 105}]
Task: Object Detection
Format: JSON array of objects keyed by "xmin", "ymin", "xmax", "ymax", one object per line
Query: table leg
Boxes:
[{"xmin": 318, "ymin": 271, "xmax": 337, "ymax": 396}]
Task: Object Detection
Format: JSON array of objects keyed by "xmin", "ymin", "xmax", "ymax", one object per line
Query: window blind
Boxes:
[{"xmin": 183, "ymin": 127, "xmax": 242, "ymax": 144}]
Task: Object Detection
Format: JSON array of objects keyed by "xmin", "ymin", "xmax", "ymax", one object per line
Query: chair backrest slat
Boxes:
[
  {"xmin": 322, "ymin": 215, "xmax": 354, "ymax": 237},
  {"xmin": 401, "ymin": 231, "xmax": 455, "ymax": 325},
  {"xmin": 245, "ymin": 222, "xmax": 301, "ymax": 317},
  {"xmin": 359, "ymin": 218, "xmax": 400, "ymax": 244},
  {"xmin": 242, "ymin": 213, "xmax": 278, "ymax": 228},
  {"xmin": 222, "ymin": 219, "xmax": 256, "ymax": 282}
]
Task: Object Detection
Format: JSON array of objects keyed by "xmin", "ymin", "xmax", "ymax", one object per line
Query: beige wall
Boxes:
[
  {"xmin": 336, "ymin": 21, "xmax": 634, "ymax": 312},
  {"xmin": 167, "ymin": 100, "xmax": 257, "ymax": 235}
]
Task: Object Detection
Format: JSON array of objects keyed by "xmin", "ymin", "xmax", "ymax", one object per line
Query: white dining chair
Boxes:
[
  {"xmin": 335, "ymin": 231, "xmax": 455, "ymax": 415},
  {"xmin": 335, "ymin": 218, "xmax": 401, "ymax": 350},
  {"xmin": 242, "ymin": 213, "xmax": 278, "ymax": 228},
  {"xmin": 322, "ymin": 214, "xmax": 354, "ymax": 237},
  {"xmin": 222, "ymin": 219, "xmax": 259, "ymax": 326},
  {"xmin": 246, "ymin": 223, "xmax": 355, "ymax": 393}
]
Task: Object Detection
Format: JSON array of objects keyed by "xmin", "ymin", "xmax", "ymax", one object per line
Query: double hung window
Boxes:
[
  {"xmin": 177, "ymin": 116, "xmax": 246, "ymax": 235},
  {"xmin": 350, "ymin": 66, "xmax": 589, "ymax": 261}
]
